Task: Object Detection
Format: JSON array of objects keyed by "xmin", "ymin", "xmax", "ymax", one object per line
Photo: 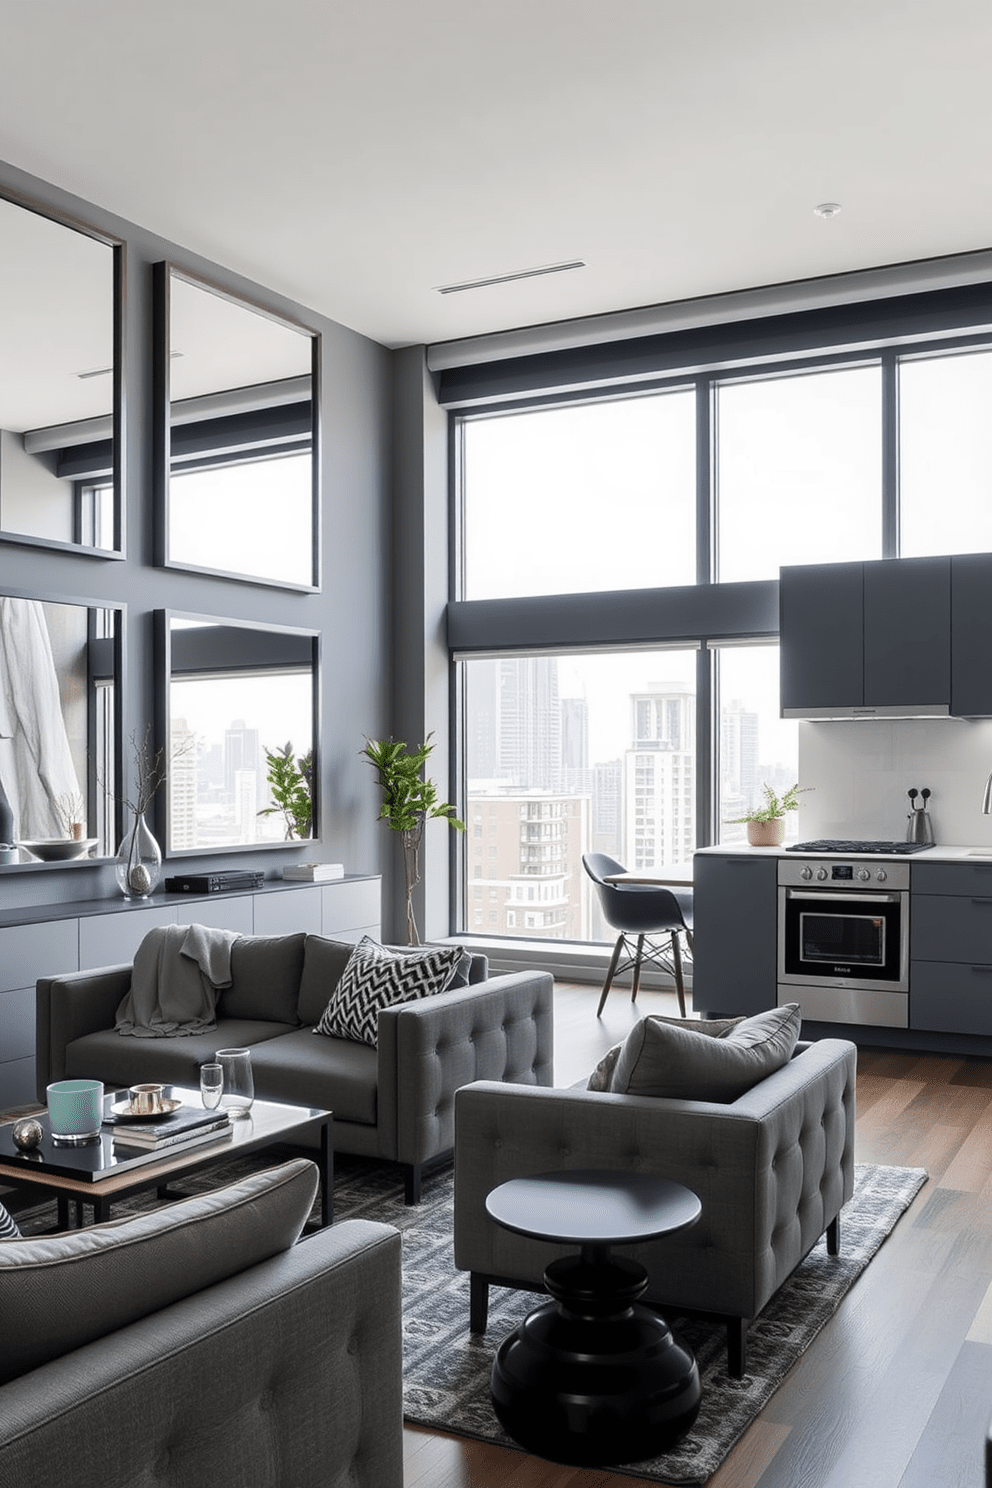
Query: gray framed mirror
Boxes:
[
  {"xmin": 160, "ymin": 611, "xmax": 319, "ymax": 856},
  {"xmin": 0, "ymin": 191, "xmax": 123, "ymax": 556},
  {"xmin": 155, "ymin": 264, "xmax": 320, "ymax": 590},
  {"xmin": 0, "ymin": 590, "xmax": 123, "ymax": 867}
]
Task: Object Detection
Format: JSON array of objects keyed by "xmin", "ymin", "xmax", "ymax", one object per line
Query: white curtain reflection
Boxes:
[{"xmin": 0, "ymin": 597, "xmax": 82, "ymax": 838}]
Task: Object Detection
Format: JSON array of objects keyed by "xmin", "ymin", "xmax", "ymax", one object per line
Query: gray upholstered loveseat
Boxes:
[
  {"xmin": 454, "ymin": 1035, "xmax": 857, "ymax": 1375},
  {"xmin": 0, "ymin": 1159, "xmax": 403, "ymax": 1488},
  {"xmin": 36, "ymin": 932, "xmax": 554, "ymax": 1203}
]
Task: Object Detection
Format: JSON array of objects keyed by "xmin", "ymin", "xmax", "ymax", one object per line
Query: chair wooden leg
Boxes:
[
  {"xmin": 597, "ymin": 934, "xmax": 626, "ymax": 1016},
  {"xmin": 630, "ymin": 934, "xmax": 646, "ymax": 1003},
  {"xmin": 670, "ymin": 932, "xmax": 687, "ymax": 1018}
]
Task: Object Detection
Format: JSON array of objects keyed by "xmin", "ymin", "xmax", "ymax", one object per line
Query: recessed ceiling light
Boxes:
[
  {"xmin": 436, "ymin": 260, "xmax": 585, "ymax": 295},
  {"xmin": 813, "ymin": 202, "xmax": 842, "ymax": 219}
]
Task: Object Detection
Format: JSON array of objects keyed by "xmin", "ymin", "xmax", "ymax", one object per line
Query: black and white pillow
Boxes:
[
  {"xmin": 0, "ymin": 1200, "xmax": 20, "ymax": 1240},
  {"xmin": 314, "ymin": 936, "xmax": 464, "ymax": 1047}
]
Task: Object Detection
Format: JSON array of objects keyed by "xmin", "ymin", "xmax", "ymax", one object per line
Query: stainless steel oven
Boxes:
[{"xmin": 777, "ymin": 854, "xmax": 911, "ymax": 1027}]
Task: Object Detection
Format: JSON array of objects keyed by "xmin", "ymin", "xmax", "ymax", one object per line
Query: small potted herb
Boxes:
[{"xmin": 727, "ymin": 782, "xmax": 809, "ymax": 847}]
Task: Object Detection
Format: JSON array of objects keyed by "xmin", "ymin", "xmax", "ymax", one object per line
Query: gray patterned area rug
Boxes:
[{"xmin": 8, "ymin": 1154, "xmax": 926, "ymax": 1488}]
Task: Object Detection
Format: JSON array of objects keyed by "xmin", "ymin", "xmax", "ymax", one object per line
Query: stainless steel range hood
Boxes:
[{"xmin": 782, "ymin": 703, "xmax": 951, "ymax": 721}]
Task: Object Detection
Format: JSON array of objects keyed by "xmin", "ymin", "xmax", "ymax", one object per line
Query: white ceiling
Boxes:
[{"xmin": 1, "ymin": 0, "xmax": 990, "ymax": 352}]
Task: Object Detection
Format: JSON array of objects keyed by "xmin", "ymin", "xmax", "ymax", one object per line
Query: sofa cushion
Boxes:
[
  {"xmin": 248, "ymin": 1027, "xmax": 378, "ymax": 1126},
  {"xmin": 609, "ymin": 1003, "xmax": 803, "ymax": 1102},
  {"xmin": 219, "ymin": 932, "xmax": 306, "ymax": 1024},
  {"xmin": 0, "ymin": 1157, "xmax": 318, "ymax": 1385},
  {"xmin": 66, "ymin": 1018, "xmax": 299, "ymax": 1089},
  {"xmin": 0, "ymin": 1200, "xmax": 20, "ymax": 1239},
  {"xmin": 314, "ymin": 937, "xmax": 464, "ymax": 1047},
  {"xmin": 587, "ymin": 1014, "xmax": 744, "ymax": 1092},
  {"xmin": 298, "ymin": 936, "xmax": 357, "ymax": 1027}
]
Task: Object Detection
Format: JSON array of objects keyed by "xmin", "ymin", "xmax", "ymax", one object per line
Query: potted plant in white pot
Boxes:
[{"xmin": 727, "ymin": 782, "xmax": 809, "ymax": 847}]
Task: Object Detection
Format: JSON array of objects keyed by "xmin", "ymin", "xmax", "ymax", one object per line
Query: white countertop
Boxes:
[{"xmin": 694, "ymin": 843, "xmax": 992, "ymax": 861}]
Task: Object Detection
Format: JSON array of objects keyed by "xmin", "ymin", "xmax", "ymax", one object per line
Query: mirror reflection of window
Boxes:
[
  {"xmin": 165, "ymin": 271, "xmax": 317, "ymax": 588},
  {"xmin": 0, "ymin": 596, "xmax": 117, "ymax": 859},
  {"xmin": 0, "ymin": 196, "xmax": 118, "ymax": 552},
  {"xmin": 166, "ymin": 617, "xmax": 316, "ymax": 854}
]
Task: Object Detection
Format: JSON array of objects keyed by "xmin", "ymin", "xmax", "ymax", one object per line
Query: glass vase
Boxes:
[{"xmin": 115, "ymin": 810, "xmax": 162, "ymax": 899}]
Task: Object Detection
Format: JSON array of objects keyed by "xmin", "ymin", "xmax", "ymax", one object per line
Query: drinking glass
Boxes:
[
  {"xmin": 200, "ymin": 1062, "xmax": 224, "ymax": 1110},
  {"xmin": 215, "ymin": 1048, "xmax": 254, "ymax": 1117}
]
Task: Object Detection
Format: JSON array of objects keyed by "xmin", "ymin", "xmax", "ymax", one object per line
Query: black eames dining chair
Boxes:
[{"xmin": 582, "ymin": 852, "xmax": 693, "ymax": 1018}]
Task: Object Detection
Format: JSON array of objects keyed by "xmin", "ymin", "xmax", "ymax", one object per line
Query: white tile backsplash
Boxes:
[{"xmin": 797, "ymin": 716, "xmax": 992, "ymax": 847}]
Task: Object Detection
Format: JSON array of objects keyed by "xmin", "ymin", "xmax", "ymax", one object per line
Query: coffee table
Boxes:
[
  {"xmin": 0, "ymin": 1087, "xmax": 333, "ymax": 1228},
  {"xmin": 485, "ymin": 1168, "xmax": 702, "ymax": 1466}
]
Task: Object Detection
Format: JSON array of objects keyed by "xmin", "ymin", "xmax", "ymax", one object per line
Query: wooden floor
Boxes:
[{"xmin": 403, "ymin": 981, "xmax": 992, "ymax": 1488}]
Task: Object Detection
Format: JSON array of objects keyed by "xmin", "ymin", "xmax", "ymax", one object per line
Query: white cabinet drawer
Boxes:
[
  {"xmin": 173, "ymin": 895, "xmax": 255, "ymax": 935},
  {"xmin": 321, "ymin": 878, "xmax": 381, "ymax": 937},
  {"xmin": 78, "ymin": 905, "xmax": 179, "ymax": 969},
  {"xmin": 0, "ymin": 919, "xmax": 78, "ymax": 994},
  {"xmin": 252, "ymin": 888, "xmax": 322, "ymax": 936},
  {"xmin": 0, "ymin": 986, "xmax": 36, "ymax": 1062}
]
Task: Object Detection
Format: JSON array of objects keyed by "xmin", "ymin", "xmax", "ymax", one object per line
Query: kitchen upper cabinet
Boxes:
[
  {"xmin": 780, "ymin": 561, "xmax": 864, "ymax": 715},
  {"xmin": 780, "ymin": 556, "xmax": 951, "ymax": 718},
  {"xmin": 950, "ymin": 552, "xmax": 992, "ymax": 716}
]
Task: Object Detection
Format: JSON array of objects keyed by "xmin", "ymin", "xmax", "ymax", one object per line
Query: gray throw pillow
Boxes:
[
  {"xmin": 586, "ymin": 1013, "xmax": 744, "ymax": 1091},
  {"xmin": 609, "ymin": 1003, "xmax": 802, "ymax": 1102},
  {"xmin": 219, "ymin": 933, "xmax": 307, "ymax": 1024},
  {"xmin": 0, "ymin": 1199, "xmax": 20, "ymax": 1240},
  {"xmin": 0, "ymin": 1157, "xmax": 318, "ymax": 1386},
  {"xmin": 314, "ymin": 935, "xmax": 464, "ymax": 1047},
  {"xmin": 297, "ymin": 936, "xmax": 358, "ymax": 1026}
]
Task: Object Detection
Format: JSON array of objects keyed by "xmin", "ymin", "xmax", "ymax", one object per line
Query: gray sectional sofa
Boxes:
[
  {"xmin": 0, "ymin": 1159, "xmax": 404, "ymax": 1488},
  {"xmin": 37, "ymin": 931, "xmax": 554, "ymax": 1202}
]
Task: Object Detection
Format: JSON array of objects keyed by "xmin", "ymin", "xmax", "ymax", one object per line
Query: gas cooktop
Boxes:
[{"xmin": 787, "ymin": 839, "xmax": 931, "ymax": 856}]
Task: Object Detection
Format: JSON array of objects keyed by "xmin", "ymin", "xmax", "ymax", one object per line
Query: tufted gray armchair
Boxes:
[{"xmin": 453, "ymin": 1037, "xmax": 856, "ymax": 1376}]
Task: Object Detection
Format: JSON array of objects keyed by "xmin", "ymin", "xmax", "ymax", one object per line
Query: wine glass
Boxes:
[{"xmin": 200, "ymin": 1062, "xmax": 224, "ymax": 1110}]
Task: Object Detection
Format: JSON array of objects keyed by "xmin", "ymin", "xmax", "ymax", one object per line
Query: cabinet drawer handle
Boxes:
[
  {"xmin": 970, "ymin": 898, "xmax": 992, "ymax": 905},
  {"xmin": 971, "ymin": 966, "xmax": 992, "ymax": 974}
]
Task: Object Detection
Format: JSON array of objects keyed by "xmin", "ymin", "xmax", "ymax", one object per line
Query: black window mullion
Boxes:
[
  {"xmin": 696, "ymin": 375, "xmax": 713, "ymax": 585},
  {"xmin": 696, "ymin": 644, "xmax": 713, "ymax": 849},
  {"xmin": 881, "ymin": 348, "xmax": 899, "ymax": 557}
]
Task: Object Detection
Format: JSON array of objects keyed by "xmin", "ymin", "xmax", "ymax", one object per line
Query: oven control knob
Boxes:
[
  {"xmin": 800, "ymin": 866, "xmax": 813, "ymax": 880},
  {"xmin": 856, "ymin": 867, "xmax": 871, "ymax": 881},
  {"xmin": 876, "ymin": 868, "xmax": 887, "ymax": 882},
  {"xmin": 816, "ymin": 867, "xmax": 829, "ymax": 881}
]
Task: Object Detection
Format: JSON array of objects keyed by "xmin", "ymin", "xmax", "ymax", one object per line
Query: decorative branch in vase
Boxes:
[
  {"xmin": 113, "ymin": 726, "xmax": 195, "ymax": 898},
  {"xmin": 363, "ymin": 734, "xmax": 465, "ymax": 946}
]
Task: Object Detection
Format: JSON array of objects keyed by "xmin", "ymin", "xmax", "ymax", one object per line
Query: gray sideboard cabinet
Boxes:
[
  {"xmin": 692, "ymin": 852, "xmax": 778, "ymax": 1018},
  {"xmin": 910, "ymin": 861, "xmax": 992, "ymax": 1036},
  {"xmin": 0, "ymin": 875, "xmax": 381, "ymax": 1113}
]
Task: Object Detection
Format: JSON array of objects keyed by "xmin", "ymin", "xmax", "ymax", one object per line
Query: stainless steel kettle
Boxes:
[{"xmin": 906, "ymin": 787, "xmax": 935, "ymax": 845}]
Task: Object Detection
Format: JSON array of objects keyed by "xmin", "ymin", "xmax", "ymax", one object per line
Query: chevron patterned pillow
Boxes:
[
  {"xmin": 314, "ymin": 936, "xmax": 464, "ymax": 1047},
  {"xmin": 0, "ymin": 1201, "xmax": 20, "ymax": 1240}
]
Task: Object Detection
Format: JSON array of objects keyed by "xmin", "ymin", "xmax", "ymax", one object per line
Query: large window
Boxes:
[
  {"xmin": 462, "ymin": 391, "xmax": 696, "ymax": 599},
  {"xmin": 452, "ymin": 314, "xmax": 992, "ymax": 945},
  {"xmin": 463, "ymin": 650, "xmax": 697, "ymax": 940},
  {"xmin": 716, "ymin": 366, "xmax": 883, "ymax": 581}
]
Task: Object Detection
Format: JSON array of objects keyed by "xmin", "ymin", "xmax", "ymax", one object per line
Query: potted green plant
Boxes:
[
  {"xmin": 259, "ymin": 743, "xmax": 313, "ymax": 840},
  {"xmin": 728, "ymin": 782, "xmax": 809, "ymax": 847},
  {"xmin": 363, "ymin": 733, "xmax": 465, "ymax": 945}
]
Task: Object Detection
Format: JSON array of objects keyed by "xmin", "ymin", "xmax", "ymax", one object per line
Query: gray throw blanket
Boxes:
[{"xmin": 115, "ymin": 923, "xmax": 240, "ymax": 1038}]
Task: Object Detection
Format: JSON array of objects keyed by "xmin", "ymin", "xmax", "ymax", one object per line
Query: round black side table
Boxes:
[{"xmin": 485, "ymin": 1168, "xmax": 702, "ymax": 1466}]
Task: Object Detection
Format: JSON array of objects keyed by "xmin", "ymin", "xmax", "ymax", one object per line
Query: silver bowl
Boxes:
[{"xmin": 17, "ymin": 838, "xmax": 99, "ymax": 862}]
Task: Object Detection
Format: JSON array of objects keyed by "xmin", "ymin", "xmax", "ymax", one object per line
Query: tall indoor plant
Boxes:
[
  {"xmin": 258, "ymin": 742, "xmax": 313, "ymax": 840},
  {"xmin": 363, "ymin": 734, "xmax": 464, "ymax": 945}
]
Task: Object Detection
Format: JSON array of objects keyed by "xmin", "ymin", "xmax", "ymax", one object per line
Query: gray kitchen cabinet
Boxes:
[
  {"xmin": 780, "ymin": 561, "xmax": 864, "ymax": 715},
  {"xmin": 950, "ymin": 552, "xmax": 992, "ymax": 716},
  {"xmin": 863, "ymin": 556, "xmax": 950, "ymax": 708},
  {"xmin": 780, "ymin": 555, "xmax": 952, "ymax": 717},
  {"xmin": 692, "ymin": 853, "xmax": 778, "ymax": 1017},
  {"xmin": 910, "ymin": 861, "xmax": 992, "ymax": 1035}
]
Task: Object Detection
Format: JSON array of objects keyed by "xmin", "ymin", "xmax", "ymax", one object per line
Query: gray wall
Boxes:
[{"xmin": 0, "ymin": 156, "xmax": 395, "ymax": 913}]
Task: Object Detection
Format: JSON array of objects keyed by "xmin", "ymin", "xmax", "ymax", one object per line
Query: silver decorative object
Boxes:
[{"xmin": 12, "ymin": 1117, "xmax": 43, "ymax": 1151}]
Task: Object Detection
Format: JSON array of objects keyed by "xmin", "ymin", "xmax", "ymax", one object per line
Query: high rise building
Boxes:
[
  {"xmin": 623, "ymin": 684, "xmax": 695, "ymax": 870},
  {"xmin": 561, "ymin": 695, "xmax": 591, "ymax": 795}
]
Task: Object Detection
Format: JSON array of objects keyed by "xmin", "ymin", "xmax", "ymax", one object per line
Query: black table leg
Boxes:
[{"xmin": 319, "ymin": 1117, "xmax": 334, "ymax": 1226}]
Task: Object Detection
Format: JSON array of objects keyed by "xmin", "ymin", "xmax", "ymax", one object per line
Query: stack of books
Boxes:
[
  {"xmin": 281, "ymin": 862, "xmax": 345, "ymax": 882},
  {"xmin": 107, "ymin": 1105, "xmax": 232, "ymax": 1155}
]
